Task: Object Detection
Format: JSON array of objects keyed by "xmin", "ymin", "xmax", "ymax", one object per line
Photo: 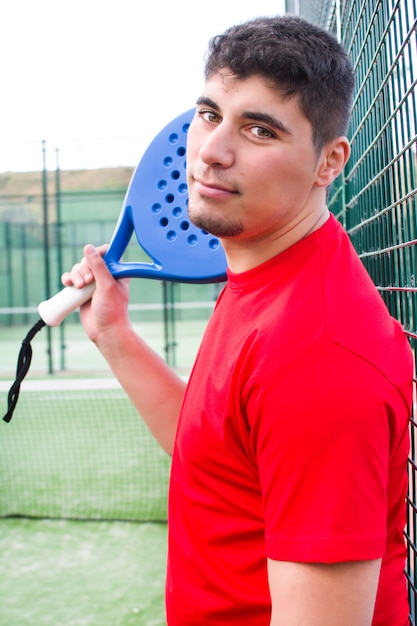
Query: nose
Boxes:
[{"xmin": 198, "ymin": 123, "xmax": 235, "ymax": 168}]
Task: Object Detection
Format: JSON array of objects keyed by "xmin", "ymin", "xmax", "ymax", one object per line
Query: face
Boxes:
[{"xmin": 186, "ymin": 71, "xmax": 335, "ymax": 258}]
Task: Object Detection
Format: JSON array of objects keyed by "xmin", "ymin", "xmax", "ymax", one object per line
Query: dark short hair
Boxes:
[{"xmin": 204, "ymin": 15, "xmax": 355, "ymax": 151}]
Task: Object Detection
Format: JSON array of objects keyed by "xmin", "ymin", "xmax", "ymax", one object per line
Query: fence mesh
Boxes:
[
  {"xmin": 0, "ymin": 379, "xmax": 171, "ymax": 522},
  {"xmin": 291, "ymin": 0, "xmax": 417, "ymax": 619}
]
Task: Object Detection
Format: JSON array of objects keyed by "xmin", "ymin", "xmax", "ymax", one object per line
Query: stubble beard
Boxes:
[{"xmin": 188, "ymin": 202, "xmax": 244, "ymax": 239}]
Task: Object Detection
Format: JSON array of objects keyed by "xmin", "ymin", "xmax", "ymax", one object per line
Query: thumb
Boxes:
[{"xmin": 83, "ymin": 244, "xmax": 112, "ymax": 282}]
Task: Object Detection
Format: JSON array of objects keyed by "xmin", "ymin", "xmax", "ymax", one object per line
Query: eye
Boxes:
[
  {"xmin": 249, "ymin": 125, "xmax": 275, "ymax": 139},
  {"xmin": 199, "ymin": 109, "xmax": 221, "ymax": 124}
]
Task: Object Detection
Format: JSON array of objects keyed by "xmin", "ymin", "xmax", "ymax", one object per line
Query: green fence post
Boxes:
[
  {"xmin": 55, "ymin": 149, "xmax": 66, "ymax": 370},
  {"xmin": 42, "ymin": 140, "xmax": 53, "ymax": 374}
]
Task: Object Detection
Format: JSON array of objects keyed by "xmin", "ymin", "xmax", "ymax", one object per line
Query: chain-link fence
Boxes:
[{"xmin": 289, "ymin": 0, "xmax": 417, "ymax": 619}]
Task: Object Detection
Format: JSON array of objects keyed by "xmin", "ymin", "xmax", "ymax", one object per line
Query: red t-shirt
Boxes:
[{"xmin": 166, "ymin": 215, "xmax": 413, "ymax": 625}]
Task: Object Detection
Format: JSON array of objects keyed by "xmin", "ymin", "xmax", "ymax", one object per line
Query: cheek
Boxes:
[
  {"xmin": 246, "ymin": 159, "xmax": 289, "ymax": 195},
  {"xmin": 259, "ymin": 153, "xmax": 316, "ymax": 192}
]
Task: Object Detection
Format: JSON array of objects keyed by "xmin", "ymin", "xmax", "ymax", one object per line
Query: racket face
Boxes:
[{"xmin": 105, "ymin": 109, "xmax": 227, "ymax": 284}]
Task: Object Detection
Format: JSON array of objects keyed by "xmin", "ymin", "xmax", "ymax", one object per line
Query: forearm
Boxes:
[
  {"xmin": 93, "ymin": 322, "xmax": 185, "ymax": 456},
  {"xmin": 62, "ymin": 244, "xmax": 185, "ymax": 455}
]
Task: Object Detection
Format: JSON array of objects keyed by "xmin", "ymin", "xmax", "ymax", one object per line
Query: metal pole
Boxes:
[
  {"xmin": 20, "ymin": 224, "xmax": 29, "ymax": 324},
  {"xmin": 162, "ymin": 280, "xmax": 177, "ymax": 366},
  {"xmin": 169, "ymin": 281, "xmax": 177, "ymax": 368},
  {"xmin": 55, "ymin": 148, "xmax": 66, "ymax": 370},
  {"xmin": 5, "ymin": 222, "xmax": 13, "ymax": 326},
  {"xmin": 42, "ymin": 140, "xmax": 53, "ymax": 374},
  {"xmin": 335, "ymin": 0, "xmax": 342, "ymax": 43},
  {"xmin": 163, "ymin": 281, "xmax": 170, "ymax": 364}
]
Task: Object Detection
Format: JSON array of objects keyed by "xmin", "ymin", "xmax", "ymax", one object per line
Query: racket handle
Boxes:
[{"xmin": 38, "ymin": 283, "xmax": 96, "ymax": 327}]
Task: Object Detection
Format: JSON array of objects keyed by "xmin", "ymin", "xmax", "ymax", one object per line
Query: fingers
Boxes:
[
  {"xmin": 61, "ymin": 244, "xmax": 109, "ymax": 288},
  {"xmin": 83, "ymin": 244, "xmax": 110, "ymax": 282},
  {"xmin": 61, "ymin": 264, "xmax": 87, "ymax": 288}
]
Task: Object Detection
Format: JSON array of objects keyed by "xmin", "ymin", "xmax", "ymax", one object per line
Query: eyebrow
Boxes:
[
  {"xmin": 195, "ymin": 96, "xmax": 292, "ymax": 135},
  {"xmin": 196, "ymin": 96, "xmax": 220, "ymax": 111},
  {"xmin": 244, "ymin": 111, "xmax": 292, "ymax": 136}
]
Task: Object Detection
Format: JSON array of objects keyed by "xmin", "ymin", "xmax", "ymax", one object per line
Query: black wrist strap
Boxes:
[{"xmin": 3, "ymin": 318, "xmax": 46, "ymax": 423}]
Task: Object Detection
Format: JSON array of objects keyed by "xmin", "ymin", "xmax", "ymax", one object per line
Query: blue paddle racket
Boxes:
[
  {"xmin": 3, "ymin": 108, "xmax": 227, "ymax": 422},
  {"xmin": 39, "ymin": 108, "xmax": 227, "ymax": 326}
]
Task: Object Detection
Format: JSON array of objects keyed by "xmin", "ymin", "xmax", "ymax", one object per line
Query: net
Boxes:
[{"xmin": 0, "ymin": 378, "xmax": 171, "ymax": 522}]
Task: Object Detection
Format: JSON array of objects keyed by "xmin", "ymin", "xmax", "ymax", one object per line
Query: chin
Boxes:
[
  {"xmin": 188, "ymin": 210, "xmax": 214, "ymax": 234},
  {"xmin": 190, "ymin": 211, "xmax": 243, "ymax": 239}
]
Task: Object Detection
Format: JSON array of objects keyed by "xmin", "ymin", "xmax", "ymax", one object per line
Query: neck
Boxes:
[{"xmin": 222, "ymin": 206, "xmax": 330, "ymax": 274}]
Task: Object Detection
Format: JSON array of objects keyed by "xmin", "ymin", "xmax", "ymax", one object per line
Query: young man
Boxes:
[{"xmin": 63, "ymin": 15, "xmax": 413, "ymax": 626}]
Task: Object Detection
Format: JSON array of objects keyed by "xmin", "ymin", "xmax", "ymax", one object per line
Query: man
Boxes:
[{"xmin": 63, "ymin": 15, "xmax": 413, "ymax": 626}]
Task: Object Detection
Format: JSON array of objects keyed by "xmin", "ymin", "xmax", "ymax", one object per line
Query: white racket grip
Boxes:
[{"xmin": 38, "ymin": 282, "xmax": 96, "ymax": 327}]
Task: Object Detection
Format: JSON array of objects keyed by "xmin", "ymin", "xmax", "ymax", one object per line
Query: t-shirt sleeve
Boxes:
[{"xmin": 246, "ymin": 339, "xmax": 395, "ymax": 563}]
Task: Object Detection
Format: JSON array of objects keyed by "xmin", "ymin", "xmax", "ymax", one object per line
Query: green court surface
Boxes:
[
  {"xmin": 0, "ymin": 346, "xmax": 173, "ymax": 626},
  {"xmin": 0, "ymin": 518, "xmax": 167, "ymax": 626}
]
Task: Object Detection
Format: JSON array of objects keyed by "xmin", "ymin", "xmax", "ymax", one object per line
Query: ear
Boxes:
[{"xmin": 315, "ymin": 137, "xmax": 351, "ymax": 188}]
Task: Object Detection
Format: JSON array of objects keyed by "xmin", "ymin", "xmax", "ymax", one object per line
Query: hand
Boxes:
[{"xmin": 61, "ymin": 244, "xmax": 131, "ymax": 343}]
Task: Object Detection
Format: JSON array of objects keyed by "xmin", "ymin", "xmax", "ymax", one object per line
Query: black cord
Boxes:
[{"xmin": 3, "ymin": 318, "xmax": 46, "ymax": 423}]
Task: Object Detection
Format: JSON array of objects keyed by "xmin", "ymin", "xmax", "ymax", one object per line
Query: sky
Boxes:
[{"xmin": 1, "ymin": 0, "xmax": 286, "ymax": 173}]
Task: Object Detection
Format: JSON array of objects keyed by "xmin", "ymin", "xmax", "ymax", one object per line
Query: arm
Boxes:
[
  {"xmin": 62, "ymin": 244, "xmax": 186, "ymax": 456},
  {"xmin": 267, "ymin": 558, "xmax": 381, "ymax": 626}
]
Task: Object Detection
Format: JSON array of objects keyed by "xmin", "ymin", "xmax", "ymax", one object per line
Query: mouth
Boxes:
[{"xmin": 192, "ymin": 177, "xmax": 238, "ymax": 199}]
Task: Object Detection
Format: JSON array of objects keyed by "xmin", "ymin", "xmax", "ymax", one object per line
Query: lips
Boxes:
[{"xmin": 193, "ymin": 177, "xmax": 237, "ymax": 198}]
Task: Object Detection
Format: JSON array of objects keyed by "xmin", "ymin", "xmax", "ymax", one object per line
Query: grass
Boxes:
[
  {"xmin": 0, "ymin": 387, "xmax": 171, "ymax": 521},
  {"xmin": 0, "ymin": 315, "xmax": 208, "ymax": 625},
  {"xmin": 0, "ymin": 375, "xmax": 171, "ymax": 625},
  {"xmin": 0, "ymin": 517, "xmax": 167, "ymax": 626}
]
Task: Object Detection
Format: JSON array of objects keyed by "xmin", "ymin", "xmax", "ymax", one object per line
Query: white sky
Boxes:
[{"xmin": 1, "ymin": 0, "xmax": 286, "ymax": 172}]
